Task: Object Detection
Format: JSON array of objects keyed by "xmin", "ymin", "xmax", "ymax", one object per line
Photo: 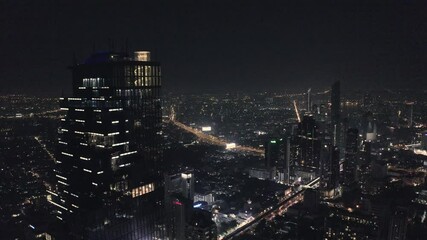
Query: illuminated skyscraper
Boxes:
[{"xmin": 49, "ymin": 50, "xmax": 163, "ymax": 238}]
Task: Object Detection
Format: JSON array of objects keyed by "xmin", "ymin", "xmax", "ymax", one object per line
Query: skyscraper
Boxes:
[
  {"xmin": 307, "ymin": 88, "xmax": 312, "ymax": 112},
  {"xmin": 320, "ymin": 144, "xmax": 340, "ymax": 198},
  {"xmin": 295, "ymin": 115, "xmax": 321, "ymax": 170},
  {"xmin": 49, "ymin": 50, "xmax": 163, "ymax": 238},
  {"xmin": 343, "ymin": 128, "xmax": 359, "ymax": 189},
  {"xmin": 330, "ymin": 81, "xmax": 341, "ymax": 147},
  {"xmin": 264, "ymin": 138, "xmax": 284, "ymax": 169},
  {"xmin": 164, "ymin": 169, "xmax": 195, "ymax": 240}
]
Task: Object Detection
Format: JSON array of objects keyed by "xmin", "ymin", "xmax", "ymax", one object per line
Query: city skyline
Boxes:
[
  {"xmin": 1, "ymin": 0, "xmax": 427, "ymax": 96},
  {"xmin": 1, "ymin": 1, "xmax": 427, "ymax": 240}
]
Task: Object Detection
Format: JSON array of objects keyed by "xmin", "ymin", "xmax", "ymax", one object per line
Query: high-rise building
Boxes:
[
  {"xmin": 284, "ymin": 137, "xmax": 293, "ymax": 184},
  {"xmin": 295, "ymin": 115, "xmax": 321, "ymax": 170},
  {"xmin": 264, "ymin": 138, "xmax": 286, "ymax": 169},
  {"xmin": 164, "ymin": 170, "xmax": 195, "ymax": 240},
  {"xmin": 330, "ymin": 146, "xmax": 340, "ymax": 190},
  {"xmin": 320, "ymin": 144, "xmax": 340, "ymax": 198},
  {"xmin": 343, "ymin": 128, "xmax": 359, "ymax": 188},
  {"xmin": 49, "ymin": 50, "xmax": 163, "ymax": 238},
  {"xmin": 331, "ymin": 81, "xmax": 341, "ymax": 147},
  {"xmin": 307, "ymin": 88, "xmax": 312, "ymax": 112}
]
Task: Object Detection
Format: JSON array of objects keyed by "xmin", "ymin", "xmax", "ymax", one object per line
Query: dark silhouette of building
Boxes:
[
  {"xmin": 295, "ymin": 115, "xmax": 321, "ymax": 170},
  {"xmin": 186, "ymin": 209, "xmax": 217, "ymax": 240},
  {"xmin": 50, "ymin": 50, "xmax": 164, "ymax": 239},
  {"xmin": 164, "ymin": 169, "xmax": 195, "ymax": 240},
  {"xmin": 330, "ymin": 81, "xmax": 341, "ymax": 147},
  {"xmin": 320, "ymin": 144, "xmax": 340, "ymax": 198},
  {"xmin": 264, "ymin": 139, "xmax": 284, "ymax": 169},
  {"xmin": 303, "ymin": 188, "xmax": 320, "ymax": 212},
  {"xmin": 330, "ymin": 146, "xmax": 340, "ymax": 190},
  {"xmin": 388, "ymin": 207, "xmax": 408, "ymax": 240},
  {"xmin": 343, "ymin": 128, "xmax": 359, "ymax": 189}
]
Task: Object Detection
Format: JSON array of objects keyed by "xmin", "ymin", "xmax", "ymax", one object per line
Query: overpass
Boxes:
[{"xmin": 221, "ymin": 177, "xmax": 320, "ymax": 239}]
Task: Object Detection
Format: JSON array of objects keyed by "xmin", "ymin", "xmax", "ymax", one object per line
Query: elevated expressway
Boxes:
[{"xmin": 221, "ymin": 177, "xmax": 320, "ymax": 240}]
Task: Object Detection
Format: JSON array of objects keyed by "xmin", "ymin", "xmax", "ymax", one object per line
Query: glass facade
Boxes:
[{"xmin": 50, "ymin": 51, "xmax": 164, "ymax": 239}]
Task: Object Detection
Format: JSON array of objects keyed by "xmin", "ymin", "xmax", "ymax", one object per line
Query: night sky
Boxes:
[{"xmin": 1, "ymin": 0, "xmax": 427, "ymax": 96}]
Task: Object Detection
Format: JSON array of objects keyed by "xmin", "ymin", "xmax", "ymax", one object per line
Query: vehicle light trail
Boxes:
[{"xmin": 169, "ymin": 115, "xmax": 264, "ymax": 156}]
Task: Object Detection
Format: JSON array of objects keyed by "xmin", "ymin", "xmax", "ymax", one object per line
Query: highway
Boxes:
[
  {"xmin": 221, "ymin": 177, "xmax": 320, "ymax": 240},
  {"xmin": 169, "ymin": 117, "xmax": 264, "ymax": 156}
]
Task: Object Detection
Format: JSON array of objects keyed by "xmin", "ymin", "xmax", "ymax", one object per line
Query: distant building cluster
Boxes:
[{"xmin": 1, "ymin": 49, "xmax": 427, "ymax": 240}]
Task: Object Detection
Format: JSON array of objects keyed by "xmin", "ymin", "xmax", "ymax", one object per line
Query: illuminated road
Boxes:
[
  {"xmin": 275, "ymin": 89, "xmax": 330, "ymax": 98},
  {"xmin": 221, "ymin": 177, "xmax": 320, "ymax": 240},
  {"xmin": 34, "ymin": 136, "xmax": 57, "ymax": 162},
  {"xmin": 169, "ymin": 118, "xmax": 264, "ymax": 156}
]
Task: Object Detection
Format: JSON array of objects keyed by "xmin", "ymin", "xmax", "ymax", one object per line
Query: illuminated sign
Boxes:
[{"xmin": 201, "ymin": 126, "xmax": 212, "ymax": 132}]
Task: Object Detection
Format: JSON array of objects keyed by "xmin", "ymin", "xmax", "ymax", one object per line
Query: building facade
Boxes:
[{"xmin": 49, "ymin": 51, "xmax": 163, "ymax": 239}]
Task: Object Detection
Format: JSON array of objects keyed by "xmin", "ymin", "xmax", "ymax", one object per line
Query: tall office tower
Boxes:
[
  {"xmin": 284, "ymin": 137, "xmax": 293, "ymax": 184},
  {"xmin": 330, "ymin": 81, "xmax": 341, "ymax": 147},
  {"xmin": 330, "ymin": 146, "xmax": 340, "ymax": 189},
  {"xmin": 50, "ymin": 51, "xmax": 163, "ymax": 238},
  {"xmin": 320, "ymin": 144, "xmax": 340, "ymax": 198},
  {"xmin": 343, "ymin": 128, "xmax": 359, "ymax": 188},
  {"xmin": 295, "ymin": 115, "xmax": 321, "ymax": 170},
  {"xmin": 264, "ymin": 138, "xmax": 284, "ymax": 169},
  {"xmin": 164, "ymin": 170, "xmax": 195, "ymax": 240},
  {"xmin": 307, "ymin": 88, "xmax": 312, "ymax": 112},
  {"xmin": 319, "ymin": 144, "xmax": 331, "ymax": 190}
]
